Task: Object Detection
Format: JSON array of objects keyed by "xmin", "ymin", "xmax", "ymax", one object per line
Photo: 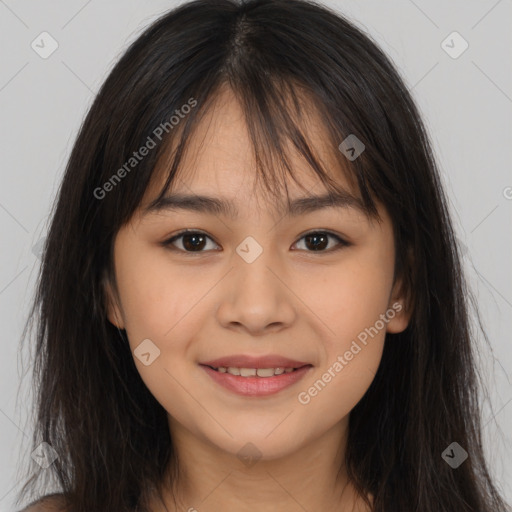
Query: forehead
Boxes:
[{"xmin": 140, "ymin": 85, "xmax": 360, "ymax": 217}]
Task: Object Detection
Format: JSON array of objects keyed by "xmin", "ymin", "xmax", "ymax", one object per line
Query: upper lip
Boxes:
[{"xmin": 200, "ymin": 355, "xmax": 312, "ymax": 369}]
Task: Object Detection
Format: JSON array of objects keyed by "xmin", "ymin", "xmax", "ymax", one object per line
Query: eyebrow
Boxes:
[{"xmin": 143, "ymin": 190, "xmax": 368, "ymax": 218}]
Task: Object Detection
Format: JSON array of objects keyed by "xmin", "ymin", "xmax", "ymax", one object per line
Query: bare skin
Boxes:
[{"xmin": 105, "ymin": 86, "xmax": 410, "ymax": 512}]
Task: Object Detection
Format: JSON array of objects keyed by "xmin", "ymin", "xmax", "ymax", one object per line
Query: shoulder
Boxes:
[{"xmin": 18, "ymin": 493, "xmax": 68, "ymax": 512}]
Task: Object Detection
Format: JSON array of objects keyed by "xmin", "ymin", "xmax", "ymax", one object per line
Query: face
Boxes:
[{"xmin": 105, "ymin": 86, "xmax": 409, "ymax": 463}]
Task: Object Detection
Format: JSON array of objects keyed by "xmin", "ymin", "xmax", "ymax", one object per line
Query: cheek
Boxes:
[
  {"xmin": 294, "ymin": 246, "xmax": 393, "ymax": 410},
  {"xmin": 113, "ymin": 246, "xmax": 210, "ymax": 423},
  {"xmin": 295, "ymin": 270, "xmax": 390, "ymax": 424},
  {"xmin": 295, "ymin": 338, "xmax": 383, "ymax": 443},
  {"xmin": 115, "ymin": 245, "xmax": 209, "ymax": 343},
  {"xmin": 303, "ymin": 246, "xmax": 394, "ymax": 348}
]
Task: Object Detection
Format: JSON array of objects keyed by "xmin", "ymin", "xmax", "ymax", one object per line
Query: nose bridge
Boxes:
[
  {"xmin": 215, "ymin": 236, "xmax": 296, "ymax": 334},
  {"xmin": 234, "ymin": 236, "xmax": 281, "ymax": 303}
]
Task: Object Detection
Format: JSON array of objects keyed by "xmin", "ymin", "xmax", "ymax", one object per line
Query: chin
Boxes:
[{"xmin": 204, "ymin": 422, "xmax": 307, "ymax": 463}]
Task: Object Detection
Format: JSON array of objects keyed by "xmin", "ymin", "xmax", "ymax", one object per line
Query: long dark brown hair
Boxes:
[{"xmin": 16, "ymin": 0, "xmax": 509, "ymax": 510}]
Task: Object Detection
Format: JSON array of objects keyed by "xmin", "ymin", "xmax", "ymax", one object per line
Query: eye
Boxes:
[
  {"xmin": 161, "ymin": 229, "xmax": 349, "ymax": 254},
  {"xmin": 292, "ymin": 231, "xmax": 349, "ymax": 252},
  {"xmin": 162, "ymin": 230, "xmax": 220, "ymax": 253}
]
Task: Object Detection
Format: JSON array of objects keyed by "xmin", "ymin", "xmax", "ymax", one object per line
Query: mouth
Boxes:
[
  {"xmin": 199, "ymin": 358, "xmax": 313, "ymax": 397},
  {"xmin": 203, "ymin": 364, "xmax": 309, "ymax": 377}
]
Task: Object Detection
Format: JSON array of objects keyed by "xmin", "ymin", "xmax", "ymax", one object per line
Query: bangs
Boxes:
[{"xmin": 147, "ymin": 76, "xmax": 380, "ymax": 221}]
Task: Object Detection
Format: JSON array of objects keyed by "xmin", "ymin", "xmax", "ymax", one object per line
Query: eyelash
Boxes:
[{"xmin": 161, "ymin": 229, "xmax": 350, "ymax": 254}]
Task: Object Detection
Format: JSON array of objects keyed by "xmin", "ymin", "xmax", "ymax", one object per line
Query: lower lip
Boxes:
[{"xmin": 200, "ymin": 365, "xmax": 313, "ymax": 397}]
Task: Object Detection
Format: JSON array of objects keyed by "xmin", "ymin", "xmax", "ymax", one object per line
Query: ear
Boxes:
[
  {"xmin": 103, "ymin": 273, "xmax": 125, "ymax": 330},
  {"xmin": 385, "ymin": 276, "xmax": 412, "ymax": 334}
]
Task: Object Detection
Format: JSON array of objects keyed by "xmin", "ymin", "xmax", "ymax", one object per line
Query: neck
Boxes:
[{"xmin": 148, "ymin": 416, "xmax": 370, "ymax": 512}]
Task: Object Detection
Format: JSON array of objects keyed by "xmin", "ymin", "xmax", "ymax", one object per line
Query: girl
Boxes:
[{"xmin": 16, "ymin": 0, "xmax": 510, "ymax": 510}]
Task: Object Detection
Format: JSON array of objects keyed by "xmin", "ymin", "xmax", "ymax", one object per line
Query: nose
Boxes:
[{"xmin": 215, "ymin": 249, "xmax": 297, "ymax": 336}]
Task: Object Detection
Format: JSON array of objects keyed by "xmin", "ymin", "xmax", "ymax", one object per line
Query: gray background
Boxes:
[{"xmin": 1, "ymin": 0, "xmax": 511, "ymax": 510}]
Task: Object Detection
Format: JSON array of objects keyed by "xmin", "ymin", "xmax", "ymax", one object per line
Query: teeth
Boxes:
[
  {"xmin": 256, "ymin": 368, "xmax": 275, "ymax": 377},
  {"xmin": 215, "ymin": 366, "xmax": 298, "ymax": 377}
]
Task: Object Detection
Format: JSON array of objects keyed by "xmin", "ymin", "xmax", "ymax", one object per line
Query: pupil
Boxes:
[
  {"xmin": 306, "ymin": 233, "xmax": 327, "ymax": 251},
  {"xmin": 183, "ymin": 234, "xmax": 205, "ymax": 251}
]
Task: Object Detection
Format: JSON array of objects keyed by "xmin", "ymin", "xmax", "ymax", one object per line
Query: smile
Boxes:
[
  {"xmin": 208, "ymin": 365, "xmax": 300, "ymax": 377},
  {"xmin": 200, "ymin": 363, "xmax": 313, "ymax": 396}
]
